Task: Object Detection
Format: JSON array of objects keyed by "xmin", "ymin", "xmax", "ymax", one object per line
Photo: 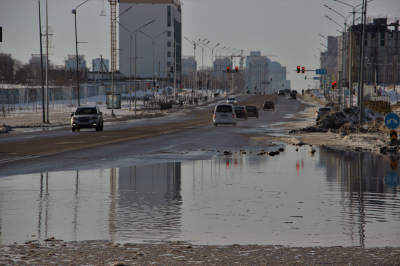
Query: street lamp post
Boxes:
[
  {"xmin": 184, "ymin": 37, "xmax": 205, "ymax": 101},
  {"xmin": 204, "ymin": 42, "xmax": 220, "ymax": 94},
  {"xmin": 139, "ymin": 29, "xmax": 168, "ymax": 93},
  {"xmin": 72, "ymin": 0, "xmax": 89, "ymax": 108},
  {"xmin": 130, "ymin": 20, "xmax": 155, "ymax": 114},
  {"xmin": 1, "ymin": 75, "xmax": 4, "ymax": 112}
]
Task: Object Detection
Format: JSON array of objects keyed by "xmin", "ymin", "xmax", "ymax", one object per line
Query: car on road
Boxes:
[
  {"xmin": 291, "ymin": 90, "xmax": 298, "ymax": 94},
  {"xmin": 316, "ymin": 107, "xmax": 332, "ymax": 121},
  {"xmin": 226, "ymin": 97, "xmax": 237, "ymax": 106},
  {"xmin": 213, "ymin": 104, "xmax": 236, "ymax": 126},
  {"xmin": 278, "ymin": 90, "xmax": 285, "ymax": 96},
  {"xmin": 234, "ymin": 106, "xmax": 247, "ymax": 120},
  {"xmin": 289, "ymin": 93, "xmax": 297, "ymax": 100},
  {"xmin": 71, "ymin": 106, "xmax": 104, "ymax": 132},
  {"xmin": 263, "ymin": 101, "xmax": 275, "ymax": 110},
  {"xmin": 245, "ymin": 105, "xmax": 259, "ymax": 118},
  {"xmin": 284, "ymin": 88, "xmax": 291, "ymax": 94}
]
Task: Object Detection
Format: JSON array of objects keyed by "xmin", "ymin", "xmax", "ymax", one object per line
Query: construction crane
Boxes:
[
  {"xmin": 230, "ymin": 50, "xmax": 277, "ymax": 70},
  {"xmin": 109, "ymin": 0, "xmax": 117, "ymax": 75}
]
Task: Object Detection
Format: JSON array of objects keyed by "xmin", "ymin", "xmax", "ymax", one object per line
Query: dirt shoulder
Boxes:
[
  {"xmin": 251, "ymin": 93, "xmax": 393, "ymax": 155},
  {"xmin": 1, "ymin": 240, "xmax": 399, "ymax": 266}
]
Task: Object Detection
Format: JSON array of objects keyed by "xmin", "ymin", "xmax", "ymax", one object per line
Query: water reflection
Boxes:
[{"xmin": 0, "ymin": 146, "xmax": 399, "ymax": 247}]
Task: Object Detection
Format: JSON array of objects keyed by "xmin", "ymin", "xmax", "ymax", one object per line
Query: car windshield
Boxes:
[
  {"xmin": 216, "ymin": 105, "xmax": 233, "ymax": 112},
  {"xmin": 228, "ymin": 98, "xmax": 235, "ymax": 101},
  {"xmin": 319, "ymin": 107, "xmax": 331, "ymax": 111},
  {"xmin": 75, "ymin": 108, "xmax": 97, "ymax": 115},
  {"xmin": 264, "ymin": 101, "xmax": 273, "ymax": 104},
  {"xmin": 234, "ymin": 106, "xmax": 245, "ymax": 110},
  {"xmin": 246, "ymin": 106, "xmax": 256, "ymax": 110}
]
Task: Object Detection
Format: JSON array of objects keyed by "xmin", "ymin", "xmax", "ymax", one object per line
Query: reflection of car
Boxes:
[
  {"xmin": 246, "ymin": 105, "xmax": 259, "ymax": 118},
  {"xmin": 284, "ymin": 89, "xmax": 291, "ymax": 94},
  {"xmin": 278, "ymin": 90, "xmax": 285, "ymax": 96},
  {"xmin": 234, "ymin": 106, "xmax": 247, "ymax": 120},
  {"xmin": 291, "ymin": 90, "xmax": 298, "ymax": 94},
  {"xmin": 213, "ymin": 104, "xmax": 236, "ymax": 126},
  {"xmin": 226, "ymin": 97, "xmax": 236, "ymax": 105},
  {"xmin": 71, "ymin": 106, "xmax": 104, "ymax": 132},
  {"xmin": 289, "ymin": 93, "xmax": 297, "ymax": 100},
  {"xmin": 316, "ymin": 107, "xmax": 332, "ymax": 121},
  {"xmin": 263, "ymin": 101, "xmax": 275, "ymax": 110}
]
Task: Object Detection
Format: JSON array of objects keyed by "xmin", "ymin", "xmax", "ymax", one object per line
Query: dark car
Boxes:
[
  {"xmin": 278, "ymin": 89, "xmax": 285, "ymax": 96},
  {"xmin": 291, "ymin": 90, "xmax": 298, "ymax": 94},
  {"xmin": 263, "ymin": 101, "xmax": 275, "ymax": 110},
  {"xmin": 284, "ymin": 88, "xmax": 291, "ymax": 94},
  {"xmin": 71, "ymin": 106, "xmax": 104, "ymax": 132},
  {"xmin": 246, "ymin": 105, "xmax": 259, "ymax": 119},
  {"xmin": 289, "ymin": 93, "xmax": 297, "ymax": 100},
  {"xmin": 234, "ymin": 106, "xmax": 247, "ymax": 120}
]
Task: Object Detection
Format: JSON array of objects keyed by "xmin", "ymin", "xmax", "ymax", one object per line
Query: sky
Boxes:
[{"xmin": 1, "ymin": 0, "xmax": 400, "ymax": 88}]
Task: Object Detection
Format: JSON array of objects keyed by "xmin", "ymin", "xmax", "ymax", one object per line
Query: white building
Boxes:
[
  {"xmin": 92, "ymin": 58, "xmax": 110, "ymax": 73},
  {"xmin": 65, "ymin": 55, "xmax": 86, "ymax": 72},
  {"xmin": 118, "ymin": 0, "xmax": 182, "ymax": 81}
]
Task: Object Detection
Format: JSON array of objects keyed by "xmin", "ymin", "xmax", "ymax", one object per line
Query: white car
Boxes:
[
  {"xmin": 212, "ymin": 104, "xmax": 236, "ymax": 126},
  {"xmin": 226, "ymin": 97, "xmax": 236, "ymax": 106}
]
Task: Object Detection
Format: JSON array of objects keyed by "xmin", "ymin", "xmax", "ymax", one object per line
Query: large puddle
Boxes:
[{"xmin": 1, "ymin": 145, "xmax": 399, "ymax": 247}]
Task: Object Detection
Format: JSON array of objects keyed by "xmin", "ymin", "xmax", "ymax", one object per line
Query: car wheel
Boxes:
[
  {"xmin": 256, "ymin": 116, "xmax": 259, "ymax": 119},
  {"xmin": 233, "ymin": 123, "xmax": 237, "ymax": 127},
  {"xmin": 214, "ymin": 123, "xmax": 217, "ymax": 126},
  {"xmin": 245, "ymin": 117, "xmax": 247, "ymax": 120},
  {"xmin": 100, "ymin": 124, "xmax": 104, "ymax": 131},
  {"xmin": 71, "ymin": 128, "xmax": 75, "ymax": 132}
]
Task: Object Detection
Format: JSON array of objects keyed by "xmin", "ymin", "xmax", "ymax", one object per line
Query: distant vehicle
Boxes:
[
  {"xmin": 234, "ymin": 106, "xmax": 247, "ymax": 120},
  {"xmin": 263, "ymin": 101, "xmax": 275, "ymax": 110},
  {"xmin": 284, "ymin": 89, "xmax": 291, "ymax": 94},
  {"xmin": 226, "ymin": 97, "xmax": 237, "ymax": 106},
  {"xmin": 212, "ymin": 104, "xmax": 236, "ymax": 126},
  {"xmin": 316, "ymin": 107, "xmax": 332, "ymax": 121},
  {"xmin": 71, "ymin": 106, "xmax": 104, "ymax": 132},
  {"xmin": 278, "ymin": 90, "xmax": 285, "ymax": 96},
  {"xmin": 291, "ymin": 90, "xmax": 298, "ymax": 94},
  {"xmin": 246, "ymin": 105, "xmax": 259, "ymax": 118},
  {"xmin": 289, "ymin": 93, "xmax": 297, "ymax": 100}
]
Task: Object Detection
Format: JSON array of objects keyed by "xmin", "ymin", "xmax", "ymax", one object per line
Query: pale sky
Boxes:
[{"xmin": 0, "ymin": 0, "xmax": 399, "ymax": 87}]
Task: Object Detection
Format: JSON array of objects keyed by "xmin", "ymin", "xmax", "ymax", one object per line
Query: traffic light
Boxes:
[
  {"xmin": 153, "ymin": 81, "xmax": 156, "ymax": 87},
  {"xmin": 147, "ymin": 83, "xmax": 150, "ymax": 89},
  {"xmin": 235, "ymin": 66, "xmax": 238, "ymax": 73},
  {"xmin": 297, "ymin": 66, "xmax": 300, "ymax": 73},
  {"xmin": 302, "ymin": 67, "xmax": 305, "ymax": 74},
  {"xmin": 305, "ymin": 76, "xmax": 307, "ymax": 80},
  {"xmin": 169, "ymin": 67, "xmax": 174, "ymax": 73},
  {"xmin": 270, "ymin": 78, "xmax": 272, "ymax": 81},
  {"xmin": 332, "ymin": 82, "xmax": 334, "ymax": 89},
  {"xmin": 227, "ymin": 66, "xmax": 230, "ymax": 73}
]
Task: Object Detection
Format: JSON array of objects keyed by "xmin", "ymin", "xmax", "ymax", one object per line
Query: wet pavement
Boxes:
[{"xmin": 1, "ymin": 144, "xmax": 399, "ymax": 248}]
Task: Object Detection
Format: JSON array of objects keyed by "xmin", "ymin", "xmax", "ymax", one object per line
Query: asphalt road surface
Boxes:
[{"xmin": 0, "ymin": 93, "xmax": 311, "ymax": 177}]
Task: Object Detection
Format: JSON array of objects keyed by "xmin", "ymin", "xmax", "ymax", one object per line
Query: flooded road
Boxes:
[{"xmin": 1, "ymin": 144, "xmax": 399, "ymax": 248}]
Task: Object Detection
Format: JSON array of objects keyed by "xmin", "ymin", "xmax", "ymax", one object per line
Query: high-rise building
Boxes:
[{"xmin": 118, "ymin": 0, "xmax": 182, "ymax": 82}]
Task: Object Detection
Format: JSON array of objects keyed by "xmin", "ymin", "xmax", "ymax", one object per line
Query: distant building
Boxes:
[
  {"xmin": 118, "ymin": 0, "xmax": 182, "ymax": 81},
  {"xmin": 65, "ymin": 55, "xmax": 86, "ymax": 72},
  {"xmin": 182, "ymin": 56, "xmax": 197, "ymax": 73},
  {"xmin": 29, "ymin": 54, "xmax": 47, "ymax": 76},
  {"xmin": 350, "ymin": 18, "xmax": 400, "ymax": 85},
  {"xmin": 92, "ymin": 58, "xmax": 110, "ymax": 73}
]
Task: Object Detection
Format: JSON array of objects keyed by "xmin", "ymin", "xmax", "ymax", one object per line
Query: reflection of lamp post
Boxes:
[{"xmin": 72, "ymin": 0, "xmax": 89, "ymax": 108}]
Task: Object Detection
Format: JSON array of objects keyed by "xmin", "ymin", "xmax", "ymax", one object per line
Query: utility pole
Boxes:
[{"xmin": 359, "ymin": 0, "xmax": 367, "ymax": 124}]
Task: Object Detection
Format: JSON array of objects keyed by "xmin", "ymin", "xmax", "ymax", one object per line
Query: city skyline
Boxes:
[{"xmin": 0, "ymin": 0, "xmax": 399, "ymax": 86}]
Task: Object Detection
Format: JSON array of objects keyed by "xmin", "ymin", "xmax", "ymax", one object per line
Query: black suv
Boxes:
[{"xmin": 71, "ymin": 106, "xmax": 104, "ymax": 132}]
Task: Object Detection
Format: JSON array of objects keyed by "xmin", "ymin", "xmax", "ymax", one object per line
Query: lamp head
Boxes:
[{"xmin": 72, "ymin": 9, "xmax": 76, "ymax": 14}]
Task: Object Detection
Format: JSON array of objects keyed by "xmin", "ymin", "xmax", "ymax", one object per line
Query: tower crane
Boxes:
[{"xmin": 109, "ymin": 0, "xmax": 117, "ymax": 75}]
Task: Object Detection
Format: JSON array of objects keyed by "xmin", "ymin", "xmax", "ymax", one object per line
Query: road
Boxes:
[{"xmin": 0, "ymin": 93, "xmax": 310, "ymax": 177}]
